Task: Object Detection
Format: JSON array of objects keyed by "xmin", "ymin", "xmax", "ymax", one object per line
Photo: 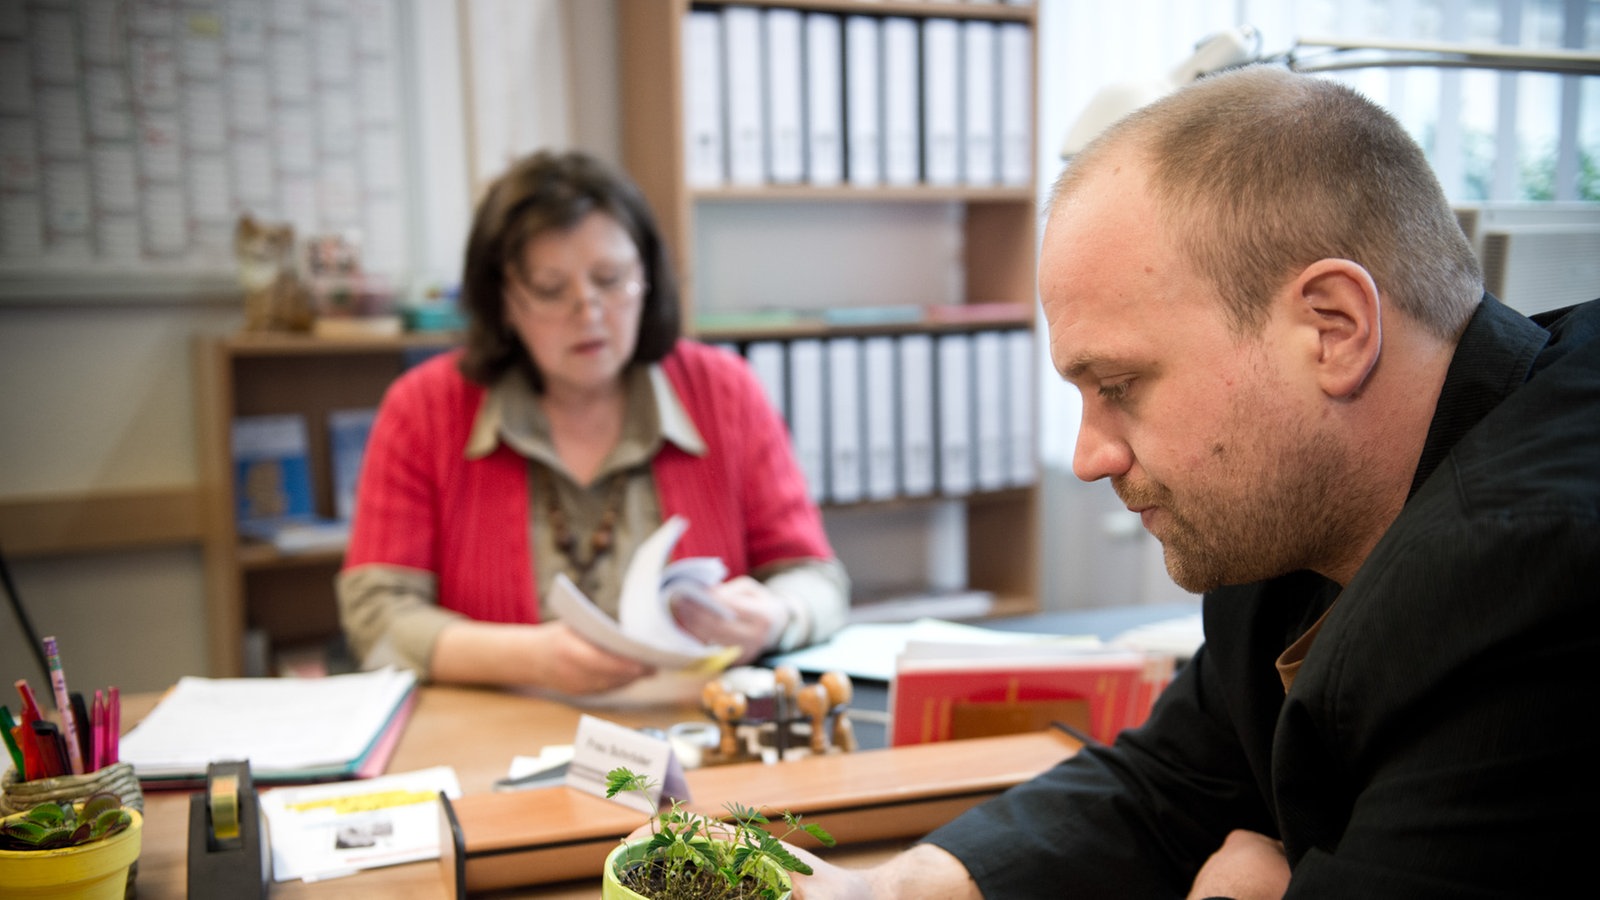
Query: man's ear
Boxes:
[{"xmin": 1292, "ymin": 259, "xmax": 1381, "ymax": 399}]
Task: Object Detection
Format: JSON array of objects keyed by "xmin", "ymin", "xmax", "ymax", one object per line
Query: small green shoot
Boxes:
[{"xmin": 606, "ymin": 767, "xmax": 836, "ymax": 900}]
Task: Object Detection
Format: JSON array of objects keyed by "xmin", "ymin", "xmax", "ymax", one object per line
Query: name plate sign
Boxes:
[{"xmin": 565, "ymin": 715, "xmax": 691, "ymax": 813}]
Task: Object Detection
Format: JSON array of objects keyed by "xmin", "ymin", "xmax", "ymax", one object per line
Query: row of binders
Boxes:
[
  {"xmin": 683, "ymin": 7, "xmax": 1034, "ymax": 189},
  {"xmin": 725, "ymin": 329, "xmax": 1036, "ymax": 504}
]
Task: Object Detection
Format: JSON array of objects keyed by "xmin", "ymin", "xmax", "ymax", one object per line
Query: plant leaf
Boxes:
[
  {"xmin": 725, "ymin": 801, "xmax": 767, "ymax": 825},
  {"xmin": 800, "ymin": 821, "xmax": 837, "ymax": 847},
  {"xmin": 605, "ymin": 767, "xmax": 649, "ymax": 799},
  {"xmin": 22, "ymin": 802, "xmax": 67, "ymax": 828},
  {"xmin": 0, "ymin": 819, "xmax": 51, "ymax": 848},
  {"xmin": 92, "ymin": 809, "xmax": 132, "ymax": 840},
  {"xmin": 82, "ymin": 793, "xmax": 122, "ymax": 819},
  {"xmin": 757, "ymin": 833, "xmax": 814, "ymax": 875},
  {"xmin": 686, "ymin": 839, "xmax": 725, "ymax": 879}
]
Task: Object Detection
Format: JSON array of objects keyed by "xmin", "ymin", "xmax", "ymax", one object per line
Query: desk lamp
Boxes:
[{"xmin": 1061, "ymin": 25, "xmax": 1600, "ymax": 158}]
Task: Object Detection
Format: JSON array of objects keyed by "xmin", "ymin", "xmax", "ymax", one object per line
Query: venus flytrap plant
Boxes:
[
  {"xmin": 0, "ymin": 792, "xmax": 132, "ymax": 851},
  {"xmin": 605, "ymin": 767, "xmax": 835, "ymax": 900}
]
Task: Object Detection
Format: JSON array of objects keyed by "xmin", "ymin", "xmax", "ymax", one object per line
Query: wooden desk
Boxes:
[{"xmin": 126, "ymin": 684, "xmax": 1076, "ymax": 898}]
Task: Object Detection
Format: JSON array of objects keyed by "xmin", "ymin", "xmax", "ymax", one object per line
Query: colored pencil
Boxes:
[{"xmin": 42, "ymin": 637, "xmax": 86, "ymax": 774}]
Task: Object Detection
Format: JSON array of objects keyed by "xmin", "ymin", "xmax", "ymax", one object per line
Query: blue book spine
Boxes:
[
  {"xmin": 328, "ymin": 408, "xmax": 378, "ymax": 521},
  {"xmin": 231, "ymin": 414, "xmax": 314, "ymax": 525}
]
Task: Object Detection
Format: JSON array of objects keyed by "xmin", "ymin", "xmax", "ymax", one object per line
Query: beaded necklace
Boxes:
[{"xmin": 539, "ymin": 464, "xmax": 628, "ymax": 587}]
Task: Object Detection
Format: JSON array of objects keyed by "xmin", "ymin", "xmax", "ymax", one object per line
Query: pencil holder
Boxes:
[{"xmin": 0, "ymin": 761, "xmax": 144, "ymax": 817}]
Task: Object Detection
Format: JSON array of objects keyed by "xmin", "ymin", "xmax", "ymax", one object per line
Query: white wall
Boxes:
[{"xmin": 0, "ymin": 302, "xmax": 241, "ymax": 693}]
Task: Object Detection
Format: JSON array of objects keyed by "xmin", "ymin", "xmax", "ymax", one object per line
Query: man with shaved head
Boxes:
[{"xmin": 791, "ymin": 65, "xmax": 1598, "ymax": 899}]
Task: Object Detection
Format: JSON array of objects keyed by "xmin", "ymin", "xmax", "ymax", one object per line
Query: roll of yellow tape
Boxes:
[{"xmin": 208, "ymin": 773, "xmax": 240, "ymax": 842}]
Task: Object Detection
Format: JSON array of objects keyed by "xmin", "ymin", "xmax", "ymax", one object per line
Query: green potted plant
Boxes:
[
  {"xmin": 0, "ymin": 792, "xmax": 141, "ymax": 900},
  {"xmin": 603, "ymin": 767, "xmax": 835, "ymax": 900}
]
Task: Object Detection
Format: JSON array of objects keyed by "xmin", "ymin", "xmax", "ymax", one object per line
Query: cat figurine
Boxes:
[{"xmin": 235, "ymin": 214, "xmax": 314, "ymax": 332}]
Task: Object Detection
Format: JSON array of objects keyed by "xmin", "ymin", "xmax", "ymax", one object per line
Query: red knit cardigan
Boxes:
[{"xmin": 342, "ymin": 340, "xmax": 833, "ymax": 625}]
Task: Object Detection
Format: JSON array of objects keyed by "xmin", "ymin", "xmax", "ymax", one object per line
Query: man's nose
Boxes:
[{"xmin": 1072, "ymin": 412, "xmax": 1132, "ymax": 483}]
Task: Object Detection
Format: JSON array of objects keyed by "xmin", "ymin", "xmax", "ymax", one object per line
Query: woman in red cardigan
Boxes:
[{"xmin": 338, "ymin": 151, "xmax": 848, "ymax": 696}]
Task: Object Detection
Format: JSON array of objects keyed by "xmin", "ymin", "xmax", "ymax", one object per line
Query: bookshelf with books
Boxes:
[
  {"xmin": 618, "ymin": 0, "xmax": 1042, "ymax": 616},
  {"xmin": 192, "ymin": 332, "xmax": 459, "ymax": 677}
]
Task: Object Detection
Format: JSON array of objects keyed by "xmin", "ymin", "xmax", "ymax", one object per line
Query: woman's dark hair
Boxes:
[{"xmin": 457, "ymin": 150, "xmax": 681, "ymax": 389}]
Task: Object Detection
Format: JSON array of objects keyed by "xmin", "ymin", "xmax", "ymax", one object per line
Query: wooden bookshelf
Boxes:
[
  {"xmin": 192, "ymin": 331, "xmax": 460, "ymax": 676},
  {"xmin": 617, "ymin": 0, "xmax": 1042, "ymax": 614}
]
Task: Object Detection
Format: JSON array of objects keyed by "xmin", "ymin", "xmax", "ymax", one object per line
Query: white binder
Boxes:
[
  {"xmin": 921, "ymin": 18, "xmax": 961, "ymax": 187},
  {"xmin": 961, "ymin": 20, "xmax": 998, "ymax": 187},
  {"xmin": 722, "ymin": 6, "xmax": 766, "ymax": 185},
  {"xmin": 1006, "ymin": 329, "xmax": 1037, "ymax": 485},
  {"xmin": 682, "ymin": 11, "xmax": 725, "ymax": 187},
  {"xmin": 999, "ymin": 22, "xmax": 1033, "ymax": 187},
  {"xmin": 745, "ymin": 340, "xmax": 787, "ymax": 425},
  {"xmin": 844, "ymin": 15, "xmax": 882, "ymax": 186},
  {"xmin": 898, "ymin": 333, "xmax": 936, "ymax": 497},
  {"xmin": 881, "ymin": 17, "xmax": 920, "ymax": 187},
  {"xmin": 862, "ymin": 335, "xmax": 899, "ymax": 500},
  {"xmin": 825, "ymin": 337, "xmax": 864, "ymax": 503},
  {"xmin": 804, "ymin": 13, "xmax": 844, "ymax": 187},
  {"xmin": 787, "ymin": 338, "xmax": 827, "ymax": 502},
  {"xmin": 973, "ymin": 330, "xmax": 1007, "ymax": 490},
  {"xmin": 935, "ymin": 333, "xmax": 973, "ymax": 496},
  {"xmin": 764, "ymin": 8, "xmax": 804, "ymax": 185}
]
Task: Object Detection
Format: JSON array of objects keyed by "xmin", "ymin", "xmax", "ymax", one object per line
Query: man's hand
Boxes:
[
  {"xmin": 788, "ymin": 843, "xmax": 982, "ymax": 900},
  {"xmin": 1187, "ymin": 829, "xmax": 1290, "ymax": 900}
]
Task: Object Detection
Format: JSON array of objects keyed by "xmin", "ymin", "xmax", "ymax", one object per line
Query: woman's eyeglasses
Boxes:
[{"xmin": 509, "ymin": 273, "xmax": 646, "ymax": 321}]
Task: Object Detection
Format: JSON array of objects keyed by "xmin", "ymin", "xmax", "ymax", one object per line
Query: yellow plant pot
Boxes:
[
  {"xmin": 602, "ymin": 838, "xmax": 792, "ymax": 900},
  {"xmin": 0, "ymin": 808, "xmax": 142, "ymax": 900}
]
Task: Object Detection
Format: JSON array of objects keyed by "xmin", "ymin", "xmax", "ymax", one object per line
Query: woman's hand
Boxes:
[
  {"xmin": 531, "ymin": 621, "xmax": 658, "ymax": 694},
  {"xmin": 670, "ymin": 576, "xmax": 788, "ymax": 665},
  {"xmin": 431, "ymin": 619, "xmax": 653, "ymax": 694},
  {"xmin": 1187, "ymin": 829, "xmax": 1290, "ymax": 900}
]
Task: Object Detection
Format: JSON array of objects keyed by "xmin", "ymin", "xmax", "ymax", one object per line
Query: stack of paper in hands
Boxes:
[
  {"xmin": 119, "ymin": 667, "xmax": 417, "ymax": 786},
  {"xmin": 548, "ymin": 515, "xmax": 741, "ymax": 672},
  {"xmin": 890, "ymin": 633, "xmax": 1174, "ymax": 748}
]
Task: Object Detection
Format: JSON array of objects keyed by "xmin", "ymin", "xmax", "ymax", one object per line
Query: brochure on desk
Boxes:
[
  {"xmin": 119, "ymin": 667, "xmax": 418, "ymax": 787},
  {"xmin": 260, "ymin": 764, "xmax": 461, "ymax": 883},
  {"xmin": 548, "ymin": 515, "xmax": 741, "ymax": 673}
]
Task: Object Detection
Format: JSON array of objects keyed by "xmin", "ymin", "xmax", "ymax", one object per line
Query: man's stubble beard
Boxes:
[{"xmin": 1117, "ymin": 412, "xmax": 1368, "ymax": 595}]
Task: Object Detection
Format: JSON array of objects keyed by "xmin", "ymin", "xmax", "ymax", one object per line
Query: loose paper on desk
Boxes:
[
  {"xmin": 119, "ymin": 667, "xmax": 416, "ymax": 781},
  {"xmin": 766, "ymin": 618, "xmax": 1102, "ymax": 682},
  {"xmin": 259, "ymin": 765, "xmax": 461, "ymax": 882},
  {"xmin": 1111, "ymin": 613, "xmax": 1205, "ymax": 660},
  {"xmin": 494, "ymin": 744, "xmax": 575, "ymax": 792},
  {"xmin": 548, "ymin": 515, "xmax": 741, "ymax": 672},
  {"xmin": 566, "ymin": 714, "xmax": 689, "ymax": 813}
]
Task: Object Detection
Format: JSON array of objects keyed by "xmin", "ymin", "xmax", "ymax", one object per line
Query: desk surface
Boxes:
[
  {"xmin": 127, "ymin": 686, "xmax": 938, "ymax": 899},
  {"xmin": 128, "ymin": 602, "xmax": 1198, "ymax": 896}
]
